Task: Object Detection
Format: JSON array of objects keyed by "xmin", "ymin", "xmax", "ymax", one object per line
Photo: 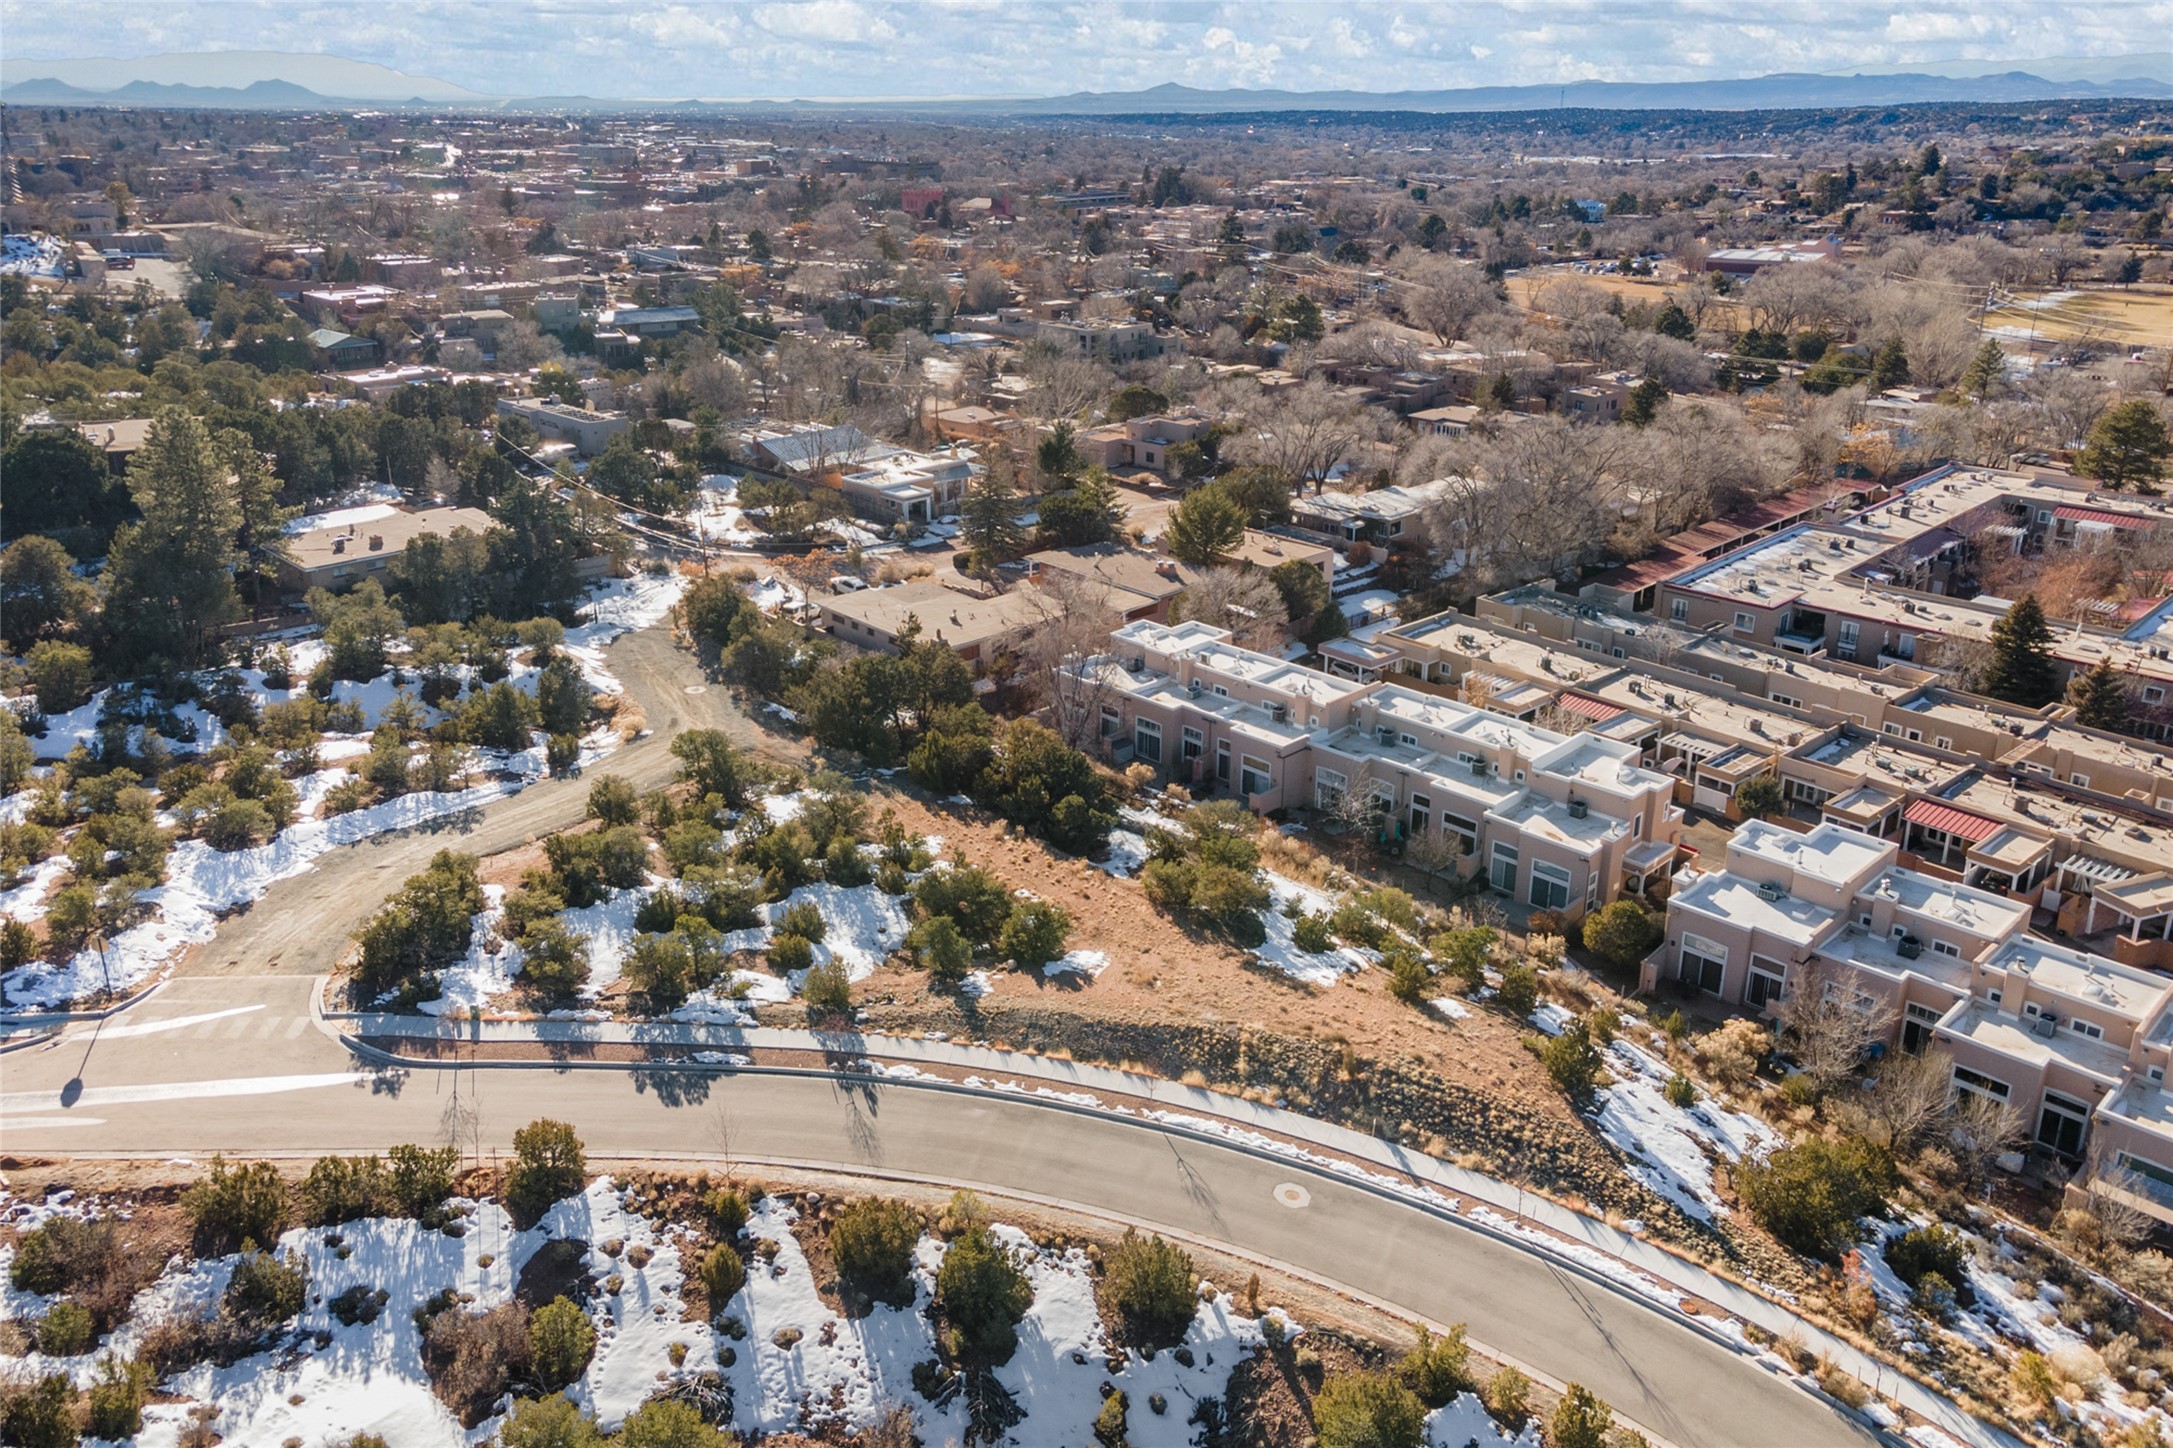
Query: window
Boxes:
[
  {"xmin": 1215, "ymin": 742, "xmax": 1230, "ymax": 784},
  {"xmin": 1180, "ymin": 726, "xmax": 1203, "ymax": 763},
  {"xmin": 1884, "ymin": 723, "xmax": 1901, "ymax": 737},
  {"xmin": 1838, "ymin": 621, "xmax": 1860, "ymax": 658},
  {"xmin": 1489, "ymin": 842, "xmax": 1519, "ymax": 894},
  {"xmin": 1734, "ymin": 611, "xmax": 1756, "ymax": 633},
  {"xmin": 2065, "ymin": 1017, "xmax": 2104, "ymax": 1041},
  {"xmin": 1952, "ymin": 1065, "xmax": 2010, "ymax": 1103},
  {"xmin": 1772, "ymin": 693, "xmax": 1801, "ymax": 709},
  {"xmin": 1934, "ymin": 736, "xmax": 1953, "ymax": 751},
  {"xmin": 1100, "ymin": 707, "xmax": 1123, "ymax": 738},
  {"xmin": 1212, "ymin": 684, "xmax": 1229, "ymax": 697},
  {"xmin": 1902, "ymin": 1000, "xmax": 1943, "ymax": 1054},
  {"xmin": 2037, "ymin": 1091, "xmax": 2090, "ymax": 1159},
  {"xmin": 1399, "ymin": 732, "xmax": 1418, "ymax": 747},
  {"xmin": 1586, "ymin": 868, "xmax": 1601, "ymax": 909},
  {"xmin": 1530, "ymin": 860, "xmax": 1572, "ymax": 911},
  {"xmin": 1409, "ymin": 792, "xmax": 1431, "ymax": 838},
  {"xmin": 1444, "ymin": 811, "xmax": 1478, "ymax": 857},
  {"xmin": 2071, "ymin": 773, "xmax": 2090, "ymax": 790},
  {"xmin": 1678, "ymin": 933, "xmax": 1726, "ymax": 995},
  {"xmin": 1239, "ymin": 757, "xmax": 1272, "ymax": 798},
  {"xmin": 1133, "ymin": 718, "xmax": 1162, "ymax": 764},
  {"xmin": 1930, "ymin": 939, "xmax": 1960, "ymax": 958},
  {"xmin": 1670, "ymin": 598, "xmax": 1689, "ymax": 622},
  {"xmin": 2146, "ymin": 686, "xmax": 2167, "ymax": 705},
  {"xmin": 2117, "ymin": 1152, "xmax": 2173, "ymax": 1193}
]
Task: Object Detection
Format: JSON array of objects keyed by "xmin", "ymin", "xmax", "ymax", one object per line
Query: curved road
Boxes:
[
  {"xmin": 2, "ymin": 978, "xmax": 1876, "ymax": 1448},
  {"xmin": 186, "ymin": 625, "xmax": 800, "ymax": 979}
]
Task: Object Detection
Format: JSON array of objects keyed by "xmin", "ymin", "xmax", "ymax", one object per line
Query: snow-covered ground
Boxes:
[
  {"xmin": 1590, "ymin": 1037, "xmax": 1780, "ymax": 1222},
  {"xmin": 0, "ymin": 233, "xmax": 67, "ymax": 278},
  {"xmin": 1256, "ymin": 873, "xmax": 1372, "ymax": 987},
  {"xmin": 2, "ymin": 573, "xmax": 688, "ymax": 1013},
  {"xmin": 0, "ymin": 1179, "xmax": 1364, "ymax": 1448},
  {"xmin": 689, "ymin": 475, "xmax": 763, "ymax": 547}
]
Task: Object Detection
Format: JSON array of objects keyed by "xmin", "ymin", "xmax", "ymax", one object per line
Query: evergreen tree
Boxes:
[
  {"xmin": 1487, "ymin": 372, "xmax": 1518, "ymax": 409},
  {"xmin": 2075, "ymin": 398, "xmax": 2171, "ymax": 493},
  {"xmin": 1870, "ymin": 336, "xmax": 1911, "ymax": 391},
  {"xmin": 1623, "ymin": 376, "xmax": 1668, "ymax": 426},
  {"xmin": 1961, "ymin": 339, "xmax": 2008, "ymax": 401},
  {"xmin": 1652, "ymin": 302, "xmax": 1696, "ymax": 341},
  {"xmin": 1165, "ymin": 486, "xmax": 1246, "ymax": 567},
  {"xmin": 101, "ymin": 408, "xmax": 242, "ymax": 668},
  {"xmin": 2067, "ymin": 658, "xmax": 2134, "ymax": 733},
  {"xmin": 1980, "ymin": 594, "xmax": 2061, "ymax": 707},
  {"xmin": 959, "ymin": 454, "xmax": 1029, "ymax": 572}
]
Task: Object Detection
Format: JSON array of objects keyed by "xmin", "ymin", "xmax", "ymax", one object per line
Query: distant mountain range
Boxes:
[{"xmin": 2, "ymin": 52, "xmax": 2168, "ymax": 114}]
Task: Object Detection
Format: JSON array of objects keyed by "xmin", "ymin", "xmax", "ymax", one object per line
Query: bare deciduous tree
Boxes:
[
  {"xmin": 1776, "ymin": 963, "xmax": 1897, "ymax": 1092},
  {"xmin": 1172, "ymin": 565, "xmax": 1291, "ymax": 653}
]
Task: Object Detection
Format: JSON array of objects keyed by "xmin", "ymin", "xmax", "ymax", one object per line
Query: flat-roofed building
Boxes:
[{"xmin": 279, "ymin": 504, "xmax": 496, "ymax": 593}]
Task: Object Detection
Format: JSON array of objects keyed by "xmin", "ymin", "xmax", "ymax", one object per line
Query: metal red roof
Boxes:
[
  {"xmin": 1902, "ymin": 799, "xmax": 2002, "ymax": 843},
  {"xmin": 1552, "ymin": 692, "xmax": 1626, "ymax": 722},
  {"xmin": 2053, "ymin": 505, "xmax": 2149, "ymax": 529}
]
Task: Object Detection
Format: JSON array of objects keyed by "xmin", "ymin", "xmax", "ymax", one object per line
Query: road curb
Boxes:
[
  {"xmin": 341, "ymin": 1032, "xmax": 1908, "ymax": 1447},
  {"xmin": 0, "ymin": 979, "xmax": 167, "ymax": 1035}
]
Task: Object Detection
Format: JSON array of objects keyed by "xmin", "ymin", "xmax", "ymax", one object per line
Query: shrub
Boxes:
[
  {"xmin": 86, "ymin": 1355, "xmax": 150, "ymax": 1438},
  {"xmin": 914, "ymin": 865, "xmax": 1014, "ymax": 944},
  {"xmin": 35, "ymin": 1300, "xmax": 97, "ymax": 1355},
  {"xmin": 329, "ymin": 1285, "xmax": 388, "ymax": 1326},
  {"xmin": 1386, "ymin": 950, "xmax": 1431, "ymax": 1004},
  {"xmin": 1663, "ymin": 1074, "xmax": 1697, "ymax": 1108},
  {"xmin": 505, "ymin": 1119, "xmax": 588, "ymax": 1226},
  {"xmin": 831, "ymin": 1198, "xmax": 923, "ymax": 1311},
  {"xmin": 1696, "ymin": 1018, "xmax": 1768, "ymax": 1088},
  {"xmin": 777, "ymin": 897, "xmax": 827, "ymax": 942},
  {"xmin": 999, "ymin": 899, "xmax": 1071, "ymax": 969},
  {"xmin": 768, "ymin": 932, "xmax": 814, "ymax": 975},
  {"xmin": 353, "ymin": 850, "xmax": 485, "ymax": 993},
  {"xmin": 1397, "ymin": 1324, "xmax": 1474, "ymax": 1408},
  {"xmin": 1141, "ymin": 858, "xmax": 1268, "ymax": 947},
  {"xmin": 386, "ymin": 1143, "xmax": 460, "ymax": 1222},
  {"xmin": 424, "ymin": 1302, "xmax": 532, "ymax": 1428},
  {"xmin": 499, "ymin": 1393, "xmax": 606, "ymax": 1448},
  {"xmin": 224, "ymin": 1249, "xmax": 309, "ymax": 1329},
  {"xmin": 825, "ymin": 836, "xmax": 872, "ymax": 887},
  {"xmin": 0, "ymin": 1375, "xmax": 76, "ymax": 1448},
  {"xmin": 699, "ymin": 1241, "xmax": 748, "ymax": 1309},
  {"xmin": 703, "ymin": 1186, "xmax": 749, "ymax": 1239},
  {"xmin": 909, "ymin": 915, "xmax": 973, "ymax": 985},
  {"xmin": 1483, "ymin": 1364, "xmax": 1530, "ymax": 1426},
  {"xmin": 1581, "ymin": 900, "xmax": 1663, "ymax": 969},
  {"xmin": 1886, "ymin": 1224, "xmax": 1970, "ymax": 1297},
  {"xmin": 618, "ymin": 1398, "xmax": 735, "ymax": 1448},
  {"xmin": 302, "ymin": 1154, "xmax": 390, "ymax": 1226},
  {"xmin": 1311, "ymin": 1370, "xmax": 1425, "ymax": 1448},
  {"xmin": 1292, "ymin": 912, "xmax": 1336, "ymax": 953},
  {"xmin": 936, "ymin": 1225, "xmax": 1034, "ymax": 1365},
  {"xmin": 1542, "ymin": 1022, "xmax": 1603, "ymax": 1098},
  {"xmin": 586, "ymin": 774, "xmax": 640, "ymax": 827},
  {"xmin": 519, "ymin": 920, "xmax": 591, "ymax": 1000},
  {"xmin": 1095, "ymin": 1389, "xmax": 1130, "ymax": 1447},
  {"xmin": 1549, "ymin": 1383, "xmax": 1615, "ymax": 1448},
  {"xmin": 1103, "ymin": 1229, "xmax": 1197, "ymax": 1352},
  {"xmin": 184, "ymin": 1156, "xmax": 291, "ymax": 1256},
  {"xmin": 1495, "ymin": 963, "xmax": 1538, "ymax": 1017},
  {"xmin": 528, "ymin": 1296, "xmax": 597, "ymax": 1391},
  {"xmin": 8, "ymin": 1216, "xmax": 119, "ymax": 1297},
  {"xmin": 803, "ymin": 959, "xmax": 853, "ymax": 1014},
  {"xmin": 1429, "ymin": 926, "xmax": 1496, "ymax": 989},
  {"xmin": 1737, "ymin": 1137, "xmax": 1896, "ymax": 1262}
]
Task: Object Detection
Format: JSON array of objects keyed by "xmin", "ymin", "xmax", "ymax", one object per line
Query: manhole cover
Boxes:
[
  {"xmin": 1273, "ymin": 1182, "xmax": 1311, "ymax": 1209},
  {"xmin": 684, "ymin": 684, "xmax": 708, "ymax": 695}
]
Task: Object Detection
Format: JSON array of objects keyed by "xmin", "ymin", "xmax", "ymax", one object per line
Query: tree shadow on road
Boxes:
[{"xmin": 632, "ymin": 1066, "xmax": 715, "ymax": 1107}]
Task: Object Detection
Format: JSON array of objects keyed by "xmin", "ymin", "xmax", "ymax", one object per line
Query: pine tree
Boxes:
[
  {"xmin": 1487, "ymin": 372, "xmax": 1518, "ymax": 409},
  {"xmin": 959, "ymin": 452, "xmax": 1029, "ymax": 572},
  {"xmin": 1870, "ymin": 336, "xmax": 1911, "ymax": 392},
  {"xmin": 1981, "ymin": 594, "xmax": 2061, "ymax": 707},
  {"xmin": 1165, "ymin": 486, "xmax": 1246, "ymax": 567},
  {"xmin": 102, "ymin": 408, "xmax": 242, "ymax": 668},
  {"xmin": 1961, "ymin": 339, "xmax": 2008, "ymax": 401},
  {"xmin": 1623, "ymin": 376, "xmax": 1668, "ymax": 427},
  {"xmin": 2075, "ymin": 398, "xmax": 2171, "ymax": 494},
  {"xmin": 2067, "ymin": 659, "xmax": 2134, "ymax": 733}
]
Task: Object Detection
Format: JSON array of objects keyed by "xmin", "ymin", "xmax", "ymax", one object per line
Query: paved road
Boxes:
[
  {"xmin": 1, "ymin": 977, "xmax": 1875, "ymax": 1448},
  {"xmin": 184, "ymin": 625, "xmax": 801, "ymax": 979}
]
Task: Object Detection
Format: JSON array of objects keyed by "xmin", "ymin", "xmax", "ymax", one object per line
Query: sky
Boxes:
[{"xmin": 0, "ymin": 0, "xmax": 2167, "ymax": 99}]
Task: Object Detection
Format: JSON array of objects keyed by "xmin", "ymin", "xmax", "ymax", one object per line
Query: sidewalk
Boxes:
[{"xmin": 337, "ymin": 1007, "xmax": 2008, "ymax": 1448}]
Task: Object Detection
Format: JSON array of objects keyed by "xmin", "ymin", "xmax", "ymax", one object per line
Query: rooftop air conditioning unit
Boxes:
[
  {"xmin": 1126, "ymin": 656, "xmax": 1145, "ymax": 673},
  {"xmin": 1470, "ymin": 759, "xmax": 1490, "ymax": 778},
  {"xmin": 1270, "ymin": 702, "xmax": 1289, "ymax": 724},
  {"xmin": 1757, "ymin": 881, "xmax": 1786, "ymax": 902},
  {"xmin": 1663, "ymin": 693, "xmax": 1678, "ymax": 709},
  {"xmin": 2032, "ymin": 1014, "xmax": 2058, "ymax": 1039},
  {"xmin": 368, "ymin": 534, "xmax": 385, "ymax": 551},
  {"xmin": 1896, "ymin": 936, "xmax": 1923, "ymax": 959},
  {"xmin": 1377, "ymin": 725, "xmax": 1397, "ymax": 745},
  {"xmin": 1567, "ymin": 799, "xmax": 1589, "ymax": 819},
  {"xmin": 1187, "ymin": 679, "xmax": 1203, "ymax": 697}
]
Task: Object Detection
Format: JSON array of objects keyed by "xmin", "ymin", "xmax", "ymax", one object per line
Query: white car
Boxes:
[{"xmin": 829, "ymin": 576, "xmax": 869, "ymax": 594}]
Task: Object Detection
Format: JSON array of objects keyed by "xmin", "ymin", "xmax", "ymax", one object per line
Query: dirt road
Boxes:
[{"xmin": 181, "ymin": 624, "xmax": 804, "ymax": 979}]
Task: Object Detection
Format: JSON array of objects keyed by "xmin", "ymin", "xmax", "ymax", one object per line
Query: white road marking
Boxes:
[
  {"xmin": 3, "ymin": 1116, "xmax": 106, "ymax": 1130},
  {"xmin": 0, "ymin": 1072, "xmax": 368, "ymax": 1113},
  {"xmin": 69, "ymin": 1004, "xmax": 265, "ymax": 1041}
]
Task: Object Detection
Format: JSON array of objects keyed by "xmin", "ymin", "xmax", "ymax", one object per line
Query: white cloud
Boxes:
[{"xmin": 750, "ymin": 0, "xmax": 897, "ymax": 44}]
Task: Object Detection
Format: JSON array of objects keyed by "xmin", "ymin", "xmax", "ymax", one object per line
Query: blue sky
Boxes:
[{"xmin": 0, "ymin": 1, "xmax": 2166, "ymax": 99}]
